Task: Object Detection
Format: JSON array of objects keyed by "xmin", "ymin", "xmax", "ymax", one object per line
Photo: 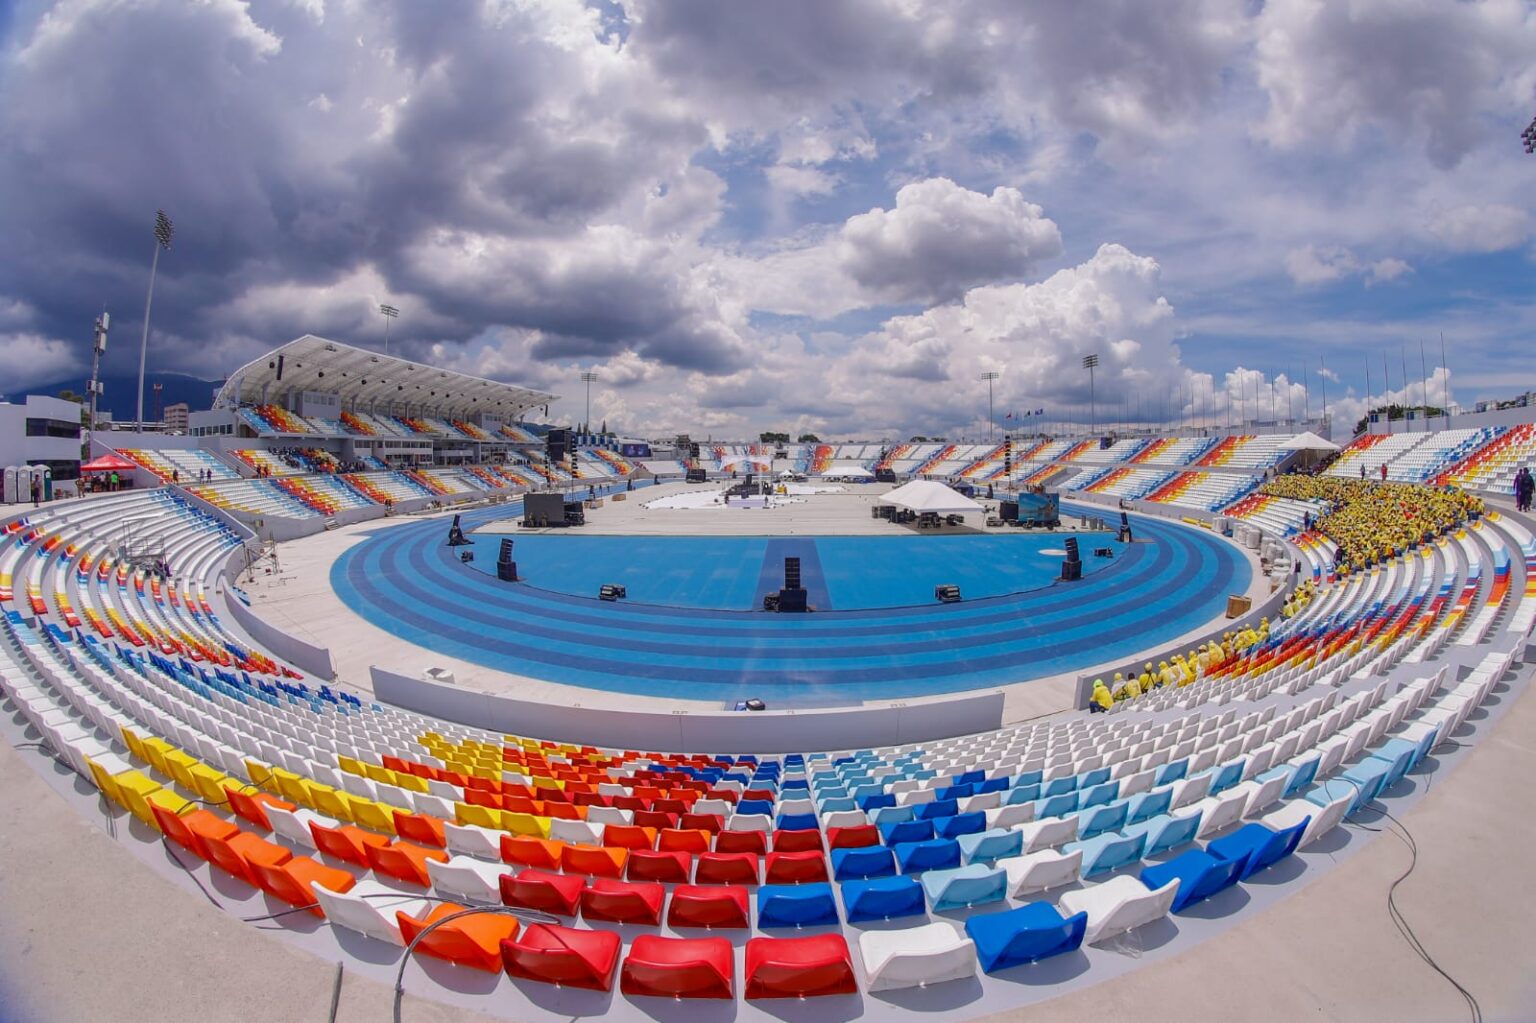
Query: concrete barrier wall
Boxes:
[{"xmin": 370, "ymin": 666, "xmax": 1006, "ymax": 753}]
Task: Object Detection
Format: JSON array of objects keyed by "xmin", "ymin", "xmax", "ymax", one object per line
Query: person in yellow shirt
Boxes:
[
  {"xmin": 1089, "ymin": 679, "xmax": 1113, "ymax": 713},
  {"xmin": 1110, "ymin": 672, "xmax": 1129, "ymax": 701}
]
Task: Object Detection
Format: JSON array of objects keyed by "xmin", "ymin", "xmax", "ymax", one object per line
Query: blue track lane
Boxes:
[{"xmin": 331, "ymin": 501, "xmax": 1249, "ymax": 703}]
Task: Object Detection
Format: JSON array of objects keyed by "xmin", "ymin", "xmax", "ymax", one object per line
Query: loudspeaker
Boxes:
[
  {"xmin": 496, "ymin": 538, "xmax": 519, "ymax": 581},
  {"xmin": 546, "ymin": 428, "xmax": 569, "ymax": 462},
  {"xmin": 999, "ymin": 500, "xmax": 1019, "ymax": 522},
  {"xmin": 686, "ymin": 468, "xmax": 707, "ymax": 483},
  {"xmin": 1060, "ymin": 536, "xmax": 1083, "ymax": 581},
  {"xmin": 275, "ymin": 354, "xmax": 285, "ymax": 381},
  {"xmin": 776, "ymin": 588, "xmax": 808, "ymax": 612},
  {"xmin": 446, "ymin": 513, "xmax": 471, "ymax": 547},
  {"xmin": 935, "ymin": 584, "xmax": 962, "ymax": 603},
  {"xmin": 784, "ymin": 556, "xmax": 801, "ymax": 591},
  {"xmin": 1117, "ymin": 511, "xmax": 1133, "ymax": 543},
  {"xmin": 744, "ymin": 698, "xmax": 767, "ymax": 711},
  {"xmin": 599, "ymin": 584, "xmax": 626, "ymax": 601}
]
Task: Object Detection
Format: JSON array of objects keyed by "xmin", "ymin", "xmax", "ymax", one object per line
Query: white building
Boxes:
[{"xmin": 0, "ymin": 394, "xmax": 84, "ymax": 499}]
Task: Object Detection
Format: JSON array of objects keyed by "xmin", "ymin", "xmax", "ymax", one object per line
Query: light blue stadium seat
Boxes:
[
  {"xmin": 921, "ymin": 863, "xmax": 1008, "ymax": 911},
  {"xmin": 1064, "ymin": 830, "xmax": 1147, "ymax": 877},
  {"xmin": 957, "ymin": 827, "xmax": 1023, "ymax": 865}
]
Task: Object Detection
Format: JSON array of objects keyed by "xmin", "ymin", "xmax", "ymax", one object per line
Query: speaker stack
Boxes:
[
  {"xmin": 1060, "ymin": 536, "xmax": 1083, "ymax": 581},
  {"xmin": 775, "ymin": 556, "xmax": 808, "ymax": 612},
  {"xmin": 496, "ymin": 538, "xmax": 519, "ymax": 581},
  {"xmin": 1118, "ymin": 511, "xmax": 1134, "ymax": 543}
]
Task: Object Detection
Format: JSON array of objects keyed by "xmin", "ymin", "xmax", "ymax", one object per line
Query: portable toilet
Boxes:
[
  {"xmin": 30, "ymin": 465, "xmax": 53, "ymax": 501},
  {"xmin": 2, "ymin": 466, "xmax": 18, "ymax": 504}
]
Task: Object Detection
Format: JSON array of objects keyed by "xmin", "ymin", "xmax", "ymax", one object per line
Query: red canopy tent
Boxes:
[{"xmin": 79, "ymin": 454, "xmax": 138, "ymax": 473}]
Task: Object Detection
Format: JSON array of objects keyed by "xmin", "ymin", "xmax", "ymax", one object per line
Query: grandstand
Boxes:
[{"xmin": 3, "ymin": 336, "xmax": 1536, "ymax": 1021}]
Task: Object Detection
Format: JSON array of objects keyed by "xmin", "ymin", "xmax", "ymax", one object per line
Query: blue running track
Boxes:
[{"xmin": 331, "ymin": 501, "xmax": 1249, "ymax": 703}]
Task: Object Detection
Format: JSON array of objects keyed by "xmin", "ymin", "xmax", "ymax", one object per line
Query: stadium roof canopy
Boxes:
[{"xmin": 212, "ymin": 335, "xmax": 557, "ymax": 419}]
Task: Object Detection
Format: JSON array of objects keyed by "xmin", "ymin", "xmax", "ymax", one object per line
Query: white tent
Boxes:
[
  {"xmin": 1279, "ymin": 431, "xmax": 1340, "ymax": 452},
  {"xmin": 821, "ymin": 463, "xmax": 873, "ymax": 478},
  {"xmin": 880, "ymin": 479, "xmax": 984, "ymax": 515}
]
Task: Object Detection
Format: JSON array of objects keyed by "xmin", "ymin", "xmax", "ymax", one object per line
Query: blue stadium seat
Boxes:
[
  {"xmin": 894, "ymin": 838, "xmax": 962, "ymax": 874},
  {"xmin": 965, "ymin": 902, "xmax": 1088, "ymax": 972},
  {"xmin": 1140, "ymin": 848, "xmax": 1252, "ymax": 913},
  {"xmin": 756, "ymin": 883, "xmax": 839, "ymax": 928},
  {"xmin": 840, "ymin": 875, "xmax": 926, "ymax": 922},
  {"xmin": 830, "ymin": 846, "xmax": 897, "ymax": 881}
]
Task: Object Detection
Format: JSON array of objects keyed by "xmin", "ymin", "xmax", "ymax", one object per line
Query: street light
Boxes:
[
  {"xmin": 136, "ymin": 210, "xmax": 174, "ymax": 433},
  {"xmin": 581, "ymin": 371, "xmax": 598, "ymax": 434},
  {"xmin": 379, "ymin": 303, "xmax": 399, "ymax": 356},
  {"xmin": 979, "ymin": 371, "xmax": 1000, "ymax": 445},
  {"xmin": 1082, "ymin": 354, "xmax": 1099, "ymax": 436}
]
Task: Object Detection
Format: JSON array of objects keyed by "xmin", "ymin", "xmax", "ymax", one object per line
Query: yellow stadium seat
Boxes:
[
  {"xmin": 455, "ymin": 803, "xmax": 501, "ymax": 830},
  {"xmin": 309, "ymin": 785, "xmax": 356, "ymax": 822},
  {"xmin": 113, "ymin": 771, "xmax": 165, "ymax": 825},
  {"xmin": 504, "ymin": 812, "xmax": 552, "ymax": 838},
  {"xmin": 349, "ymin": 800, "xmax": 400, "ymax": 835}
]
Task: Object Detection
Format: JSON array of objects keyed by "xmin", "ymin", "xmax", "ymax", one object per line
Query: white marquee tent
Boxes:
[{"xmin": 879, "ymin": 479, "xmax": 984, "ymax": 515}]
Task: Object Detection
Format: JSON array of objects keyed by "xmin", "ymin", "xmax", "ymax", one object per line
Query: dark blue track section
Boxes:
[{"xmin": 332, "ymin": 498, "xmax": 1249, "ymax": 703}]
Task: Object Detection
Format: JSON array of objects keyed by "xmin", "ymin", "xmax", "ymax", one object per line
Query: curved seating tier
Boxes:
[{"xmin": 1, "ymin": 487, "xmax": 1532, "ymax": 1018}]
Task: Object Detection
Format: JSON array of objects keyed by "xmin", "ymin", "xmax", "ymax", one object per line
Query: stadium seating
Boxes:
[{"xmin": 2, "ymin": 428, "xmax": 1533, "ymax": 1019}]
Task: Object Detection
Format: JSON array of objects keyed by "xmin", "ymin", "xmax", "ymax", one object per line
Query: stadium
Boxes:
[
  {"xmin": 2, "ymin": 329, "xmax": 1534, "ymax": 1022},
  {"xmin": 5, "ymin": 3, "xmax": 1536, "ymax": 1021}
]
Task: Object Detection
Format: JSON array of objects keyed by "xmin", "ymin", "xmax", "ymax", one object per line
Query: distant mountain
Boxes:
[{"xmin": 22, "ymin": 371, "xmax": 223, "ymax": 421}]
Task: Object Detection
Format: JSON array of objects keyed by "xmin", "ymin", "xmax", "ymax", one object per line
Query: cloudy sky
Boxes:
[{"xmin": 1, "ymin": 0, "xmax": 1533, "ymax": 439}]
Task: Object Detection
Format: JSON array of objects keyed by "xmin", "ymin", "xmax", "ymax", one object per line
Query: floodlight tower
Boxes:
[
  {"xmin": 1522, "ymin": 112, "xmax": 1536, "ymax": 153},
  {"xmin": 980, "ymin": 371, "xmax": 1000, "ymax": 444},
  {"xmin": 581, "ymin": 371, "xmax": 598, "ymax": 434},
  {"xmin": 1082, "ymin": 354, "xmax": 1099, "ymax": 436},
  {"xmin": 379, "ymin": 303, "xmax": 399, "ymax": 356},
  {"xmin": 135, "ymin": 209, "xmax": 174, "ymax": 433}
]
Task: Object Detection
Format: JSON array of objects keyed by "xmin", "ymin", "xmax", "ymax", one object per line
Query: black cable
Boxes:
[
  {"xmin": 328, "ymin": 961, "xmax": 344, "ymax": 1023},
  {"xmin": 160, "ymin": 835, "xmax": 226, "ymax": 910},
  {"xmin": 390, "ymin": 904, "xmax": 557, "ymax": 1023}
]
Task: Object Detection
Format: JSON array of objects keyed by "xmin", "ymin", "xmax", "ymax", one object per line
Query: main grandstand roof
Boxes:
[{"xmin": 213, "ymin": 335, "xmax": 557, "ymax": 418}]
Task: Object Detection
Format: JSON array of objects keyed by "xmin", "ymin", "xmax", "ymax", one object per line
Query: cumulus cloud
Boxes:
[
  {"xmin": 837, "ymin": 178, "xmax": 1063, "ymax": 303},
  {"xmin": 1429, "ymin": 203, "xmax": 1532, "ymax": 253},
  {"xmin": 1254, "ymin": 0, "xmax": 1535, "ymax": 168},
  {"xmin": 1285, "ymin": 246, "xmax": 1411, "ymax": 287}
]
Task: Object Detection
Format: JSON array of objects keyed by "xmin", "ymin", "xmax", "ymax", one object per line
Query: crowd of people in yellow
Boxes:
[
  {"xmin": 1088, "ymin": 472, "xmax": 1474, "ymax": 712},
  {"xmin": 1259, "ymin": 475, "xmax": 1483, "ymax": 574}
]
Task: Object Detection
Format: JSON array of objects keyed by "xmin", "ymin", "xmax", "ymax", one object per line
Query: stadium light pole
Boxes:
[
  {"xmin": 379, "ymin": 303, "xmax": 399, "ymax": 356},
  {"xmin": 1082, "ymin": 354, "xmax": 1099, "ymax": 437},
  {"xmin": 581, "ymin": 370, "xmax": 598, "ymax": 434},
  {"xmin": 980, "ymin": 371, "xmax": 999, "ymax": 445},
  {"xmin": 136, "ymin": 210, "xmax": 173, "ymax": 434},
  {"xmin": 1523, "ymin": 112, "xmax": 1536, "ymax": 154}
]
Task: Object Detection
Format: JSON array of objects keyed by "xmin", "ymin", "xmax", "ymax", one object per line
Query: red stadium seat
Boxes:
[
  {"xmin": 620, "ymin": 935, "xmax": 734, "ymax": 999},
  {"xmin": 679, "ymin": 813, "xmax": 723, "ymax": 833},
  {"xmin": 666, "ymin": 885, "xmax": 750, "ymax": 929},
  {"xmin": 499, "ymin": 869, "xmax": 586, "ymax": 916},
  {"xmin": 626, "ymin": 849, "xmax": 692, "ymax": 884},
  {"xmin": 202, "ymin": 830, "xmax": 291, "ymax": 886},
  {"xmin": 581, "ymin": 877, "xmax": 665, "ymax": 924},
  {"xmin": 771, "ymin": 828, "xmax": 825, "ymax": 853},
  {"xmin": 500, "ymin": 923, "xmax": 622, "ymax": 991},
  {"xmin": 764, "ymin": 850, "xmax": 829, "ymax": 884},
  {"xmin": 694, "ymin": 851, "xmax": 760, "ymax": 885},
  {"xmin": 632, "ymin": 810, "xmax": 678, "ymax": 830},
  {"xmin": 151, "ymin": 803, "xmax": 238, "ymax": 859},
  {"xmin": 827, "ymin": 824, "xmax": 880, "ymax": 849},
  {"xmin": 714, "ymin": 830, "xmax": 768, "ymax": 855},
  {"xmin": 744, "ymin": 934, "xmax": 857, "ymax": 998},
  {"xmin": 602, "ymin": 824, "xmax": 657, "ymax": 850}
]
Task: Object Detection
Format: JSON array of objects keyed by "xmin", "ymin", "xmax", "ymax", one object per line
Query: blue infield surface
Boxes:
[{"xmin": 331, "ymin": 501, "xmax": 1249, "ymax": 703}]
